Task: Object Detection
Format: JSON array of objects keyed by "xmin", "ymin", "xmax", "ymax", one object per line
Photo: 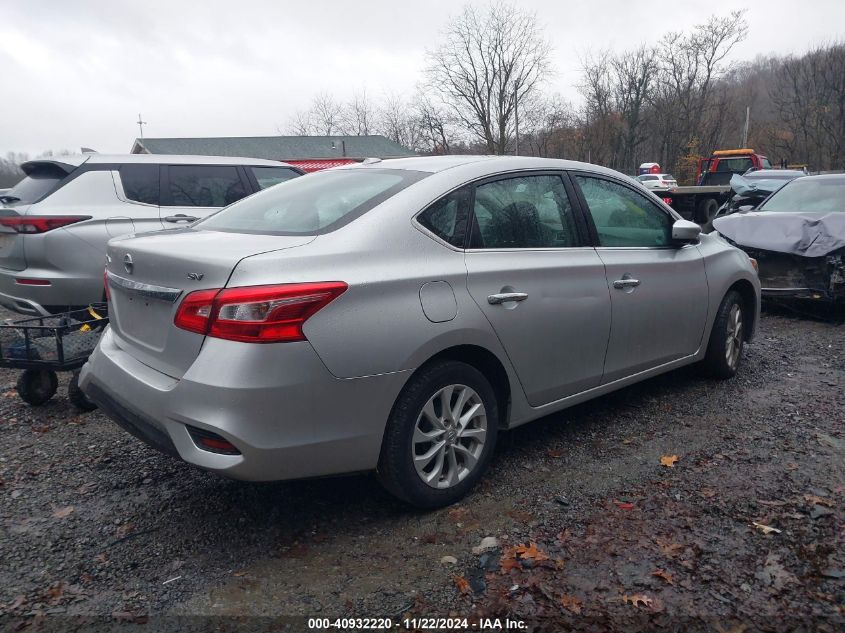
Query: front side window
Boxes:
[
  {"xmin": 198, "ymin": 169, "xmax": 427, "ymax": 235},
  {"xmin": 120, "ymin": 164, "xmax": 159, "ymax": 205},
  {"xmin": 417, "ymin": 187, "xmax": 470, "ymax": 248},
  {"xmin": 469, "ymin": 175, "xmax": 579, "ymax": 249},
  {"xmin": 575, "ymin": 175, "xmax": 673, "ymax": 247},
  {"xmin": 250, "ymin": 166, "xmax": 300, "ymax": 190},
  {"xmin": 167, "ymin": 165, "xmax": 247, "ymax": 207}
]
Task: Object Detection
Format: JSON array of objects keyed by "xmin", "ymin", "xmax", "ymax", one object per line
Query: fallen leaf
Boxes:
[
  {"xmin": 94, "ymin": 553, "xmax": 108, "ymax": 564},
  {"xmin": 513, "ymin": 542, "xmax": 549, "ymax": 561},
  {"xmin": 500, "ymin": 557, "xmax": 522, "ymax": 572},
  {"xmin": 453, "ymin": 576, "xmax": 471, "ymax": 595},
  {"xmin": 655, "ymin": 538, "xmax": 683, "ymax": 557},
  {"xmin": 447, "ymin": 507, "xmax": 468, "ymax": 520},
  {"xmin": 233, "ymin": 571, "xmax": 248, "ymax": 577},
  {"xmin": 560, "ymin": 594, "xmax": 583, "ymax": 614},
  {"xmin": 660, "ymin": 455, "xmax": 679, "ymax": 468},
  {"xmin": 804, "ymin": 494, "xmax": 834, "ymax": 507},
  {"xmin": 652, "ymin": 569, "xmax": 675, "ymax": 585},
  {"xmin": 546, "ymin": 449, "xmax": 564, "ymax": 458},
  {"xmin": 614, "ymin": 500, "xmax": 636, "ymax": 510},
  {"xmin": 505, "ymin": 509, "xmax": 533, "ymax": 523},
  {"xmin": 53, "ymin": 506, "xmax": 74, "ymax": 519},
  {"xmin": 622, "ymin": 438, "xmax": 634, "ymax": 445},
  {"xmin": 700, "ymin": 488, "xmax": 717, "ymax": 498},
  {"xmin": 622, "ymin": 593, "xmax": 653, "ymax": 608},
  {"xmin": 752, "ymin": 522, "xmax": 782, "ymax": 535},
  {"xmin": 440, "ymin": 555, "xmax": 458, "ymax": 565}
]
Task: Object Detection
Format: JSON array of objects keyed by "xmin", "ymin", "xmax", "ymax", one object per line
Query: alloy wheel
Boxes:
[
  {"xmin": 725, "ymin": 303, "xmax": 743, "ymax": 369},
  {"xmin": 412, "ymin": 384, "xmax": 487, "ymax": 489}
]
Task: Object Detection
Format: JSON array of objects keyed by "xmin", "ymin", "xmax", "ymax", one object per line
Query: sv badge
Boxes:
[{"xmin": 187, "ymin": 272, "xmax": 205, "ymax": 281}]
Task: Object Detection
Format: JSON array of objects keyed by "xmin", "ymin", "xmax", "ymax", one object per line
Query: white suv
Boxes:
[{"xmin": 0, "ymin": 154, "xmax": 302, "ymax": 315}]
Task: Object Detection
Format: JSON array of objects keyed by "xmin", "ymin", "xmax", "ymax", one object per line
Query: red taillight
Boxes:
[
  {"xmin": 103, "ymin": 269, "xmax": 111, "ymax": 301},
  {"xmin": 15, "ymin": 278, "xmax": 51, "ymax": 286},
  {"xmin": 0, "ymin": 215, "xmax": 91, "ymax": 234},
  {"xmin": 174, "ymin": 282, "xmax": 347, "ymax": 343}
]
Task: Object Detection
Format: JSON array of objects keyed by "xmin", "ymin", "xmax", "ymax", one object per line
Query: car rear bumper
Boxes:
[
  {"xmin": 0, "ymin": 266, "xmax": 103, "ymax": 315},
  {"xmin": 79, "ymin": 327, "xmax": 410, "ymax": 481}
]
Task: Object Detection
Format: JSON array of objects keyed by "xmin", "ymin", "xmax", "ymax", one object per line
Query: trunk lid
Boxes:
[{"xmin": 106, "ymin": 228, "xmax": 315, "ymax": 378}]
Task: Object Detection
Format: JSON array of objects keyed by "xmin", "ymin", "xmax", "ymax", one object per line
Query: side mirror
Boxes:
[
  {"xmin": 737, "ymin": 205, "xmax": 754, "ymax": 213},
  {"xmin": 672, "ymin": 219, "xmax": 701, "ymax": 244}
]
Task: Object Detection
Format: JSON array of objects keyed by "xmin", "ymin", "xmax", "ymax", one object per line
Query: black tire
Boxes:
[
  {"xmin": 701, "ymin": 290, "xmax": 746, "ymax": 379},
  {"xmin": 17, "ymin": 369, "xmax": 58, "ymax": 406},
  {"xmin": 696, "ymin": 197, "xmax": 719, "ymax": 232},
  {"xmin": 377, "ymin": 360, "xmax": 499, "ymax": 509},
  {"xmin": 68, "ymin": 370, "xmax": 97, "ymax": 412}
]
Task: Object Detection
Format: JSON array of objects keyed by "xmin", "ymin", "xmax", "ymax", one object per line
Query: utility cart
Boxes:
[{"xmin": 0, "ymin": 305, "xmax": 108, "ymax": 410}]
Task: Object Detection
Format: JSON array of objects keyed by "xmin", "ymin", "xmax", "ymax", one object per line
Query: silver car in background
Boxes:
[
  {"xmin": 0, "ymin": 154, "xmax": 302, "ymax": 315},
  {"xmin": 81, "ymin": 156, "xmax": 760, "ymax": 508}
]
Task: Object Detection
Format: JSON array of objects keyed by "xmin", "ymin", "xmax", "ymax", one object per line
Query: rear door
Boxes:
[
  {"xmin": 160, "ymin": 165, "xmax": 251, "ymax": 226},
  {"xmin": 464, "ymin": 172, "xmax": 611, "ymax": 407},
  {"xmin": 571, "ymin": 173, "xmax": 708, "ymax": 383},
  {"xmin": 112, "ymin": 164, "xmax": 164, "ymax": 237}
]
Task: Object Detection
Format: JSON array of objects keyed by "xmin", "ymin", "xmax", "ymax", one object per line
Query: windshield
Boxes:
[
  {"xmin": 2, "ymin": 165, "xmax": 67, "ymax": 206},
  {"xmin": 198, "ymin": 168, "xmax": 427, "ymax": 235},
  {"xmin": 758, "ymin": 177, "xmax": 845, "ymax": 213}
]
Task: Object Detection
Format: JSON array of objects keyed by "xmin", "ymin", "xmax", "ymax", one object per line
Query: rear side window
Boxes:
[
  {"xmin": 251, "ymin": 166, "xmax": 300, "ymax": 190},
  {"xmin": 198, "ymin": 169, "xmax": 427, "ymax": 235},
  {"xmin": 417, "ymin": 187, "xmax": 470, "ymax": 248},
  {"xmin": 167, "ymin": 165, "xmax": 247, "ymax": 207},
  {"xmin": 575, "ymin": 175, "xmax": 673, "ymax": 247},
  {"xmin": 120, "ymin": 164, "xmax": 159, "ymax": 205},
  {"xmin": 2, "ymin": 165, "xmax": 66, "ymax": 205},
  {"xmin": 469, "ymin": 174, "xmax": 580, "ymax": 249}
]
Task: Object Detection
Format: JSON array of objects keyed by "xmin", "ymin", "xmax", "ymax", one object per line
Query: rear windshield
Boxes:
[
  {"xmin": 250, "ymin": 166, "xmax": 300, "ymax": 189},
  {"xmin": 2, "ymin": 165, "xmax": 67, "ymax": 205},
  {"xmin": 198, "ymin": 168, "xmax": 427, "ymax": 235},
  {"xmin": 759, "ymin": 178, "xmax": 845, "ymax": 213}
]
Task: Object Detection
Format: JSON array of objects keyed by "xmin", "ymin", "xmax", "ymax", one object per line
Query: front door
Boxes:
[
  {"xmin": 464, "ymin": 172, "xmax": 611, "ymax": 407},
  {"xmin": 571, "ymin": 174, "xmax": 709, "ymax": 383}
]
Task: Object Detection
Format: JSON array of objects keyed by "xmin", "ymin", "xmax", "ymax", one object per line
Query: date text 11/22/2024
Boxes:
[{"xmin": 307, "ymin": 617, "xmax": 528, "ymax": 630}]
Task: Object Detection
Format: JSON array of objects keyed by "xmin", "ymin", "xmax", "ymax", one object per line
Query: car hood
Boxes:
[{"xmin": 713, "ymin": 211, "xmax": 845, "ymax": 257}]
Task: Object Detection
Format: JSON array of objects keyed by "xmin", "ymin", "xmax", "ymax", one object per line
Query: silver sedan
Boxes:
[{"xmin": 80, "ymin": 156, "xmax": 761, "ymax": 508}]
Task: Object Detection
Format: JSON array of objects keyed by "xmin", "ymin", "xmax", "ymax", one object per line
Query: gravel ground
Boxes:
[{"xmin": 0, "ymin": 308, "xmax": 843, "ymax": 631}]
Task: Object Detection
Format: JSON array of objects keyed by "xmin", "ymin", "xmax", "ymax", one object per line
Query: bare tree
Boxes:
[
  {"xmin": 341, "ymin": 89, "xmax": 376, "ymax": 136},
  {"xmin": 378, "ymin": 92, "xmax": 423, "ymax": 151},
  {"xmin": 425, "ymin": 2, "xmax": 552, "ymax": 154}
]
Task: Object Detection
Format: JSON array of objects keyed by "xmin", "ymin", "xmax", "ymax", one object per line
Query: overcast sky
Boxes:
[{"xmin": 1, "ymin": 0, "xmax": 842, "ymax": 156}]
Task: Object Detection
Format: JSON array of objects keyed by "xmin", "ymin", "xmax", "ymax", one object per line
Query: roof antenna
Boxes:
[{"xmin": 137, "ymin": 113, "xmax": 147, "ymax": 139}]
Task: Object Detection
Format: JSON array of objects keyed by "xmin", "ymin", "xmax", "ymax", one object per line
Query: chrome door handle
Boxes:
[
  {"xmin": 164, "ymin": 214, "xmax": 199, "ymax": 223},
  {"xmin": 612, "ymin": 279, "xmax": 641, "ymax": 289},
  {"xmin": 487, "ymin": 292, "xmax": 528, "ymax": 305}
]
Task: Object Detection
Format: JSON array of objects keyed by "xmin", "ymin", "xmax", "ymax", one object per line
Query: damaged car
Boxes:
[
  {"xmin": 713, "ymin": 174, "xmax": 845, "ymax": 304},
  {"xmin": 717, "ymin": 170, "xmax": 807, "ymax": 216}
]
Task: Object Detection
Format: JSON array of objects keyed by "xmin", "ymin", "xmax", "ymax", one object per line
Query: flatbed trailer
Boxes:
[{"xmin": 656, "ymin": 185, "xmax": 732, "ymax": 225}]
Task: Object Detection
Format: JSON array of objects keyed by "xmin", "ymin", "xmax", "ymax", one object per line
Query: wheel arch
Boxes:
[
  {"xmin": 726, "ymin": 278, "xmax": 758, "ymax": 342},
  {"xmin": 400, "ymin": 344, "xmax": 513, "ymax": 429}
]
